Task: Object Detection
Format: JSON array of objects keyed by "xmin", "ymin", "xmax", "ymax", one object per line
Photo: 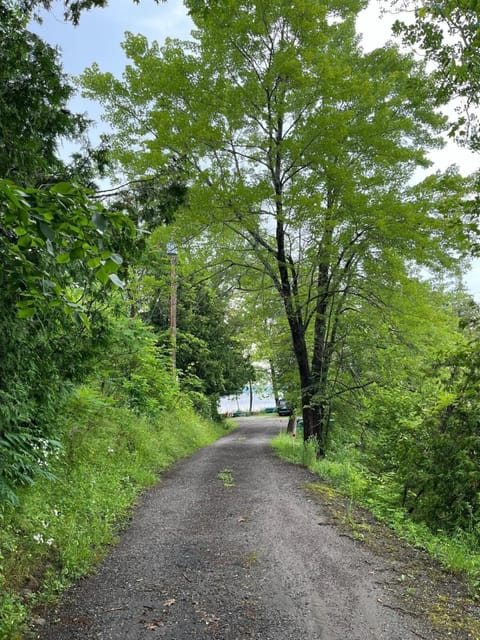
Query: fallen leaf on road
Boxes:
[
  {"xmin": 163, "ymin": 598, "xmax": 176, "ymax": 607},
  {"xmin": 197, "ymin": 609, "xmax": 220, "ymax": 626},
  {"xmin": 144, "ymin": 619, "xmax": 164, "ymax": 629}
]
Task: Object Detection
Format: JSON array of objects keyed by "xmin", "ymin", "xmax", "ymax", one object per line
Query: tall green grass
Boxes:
[
  {"xmin": 0, "ymin": 386, "xmax": 231, "ymax": 639},
  {"xmin": 272, "ymin": 432, "xmax": 480, "ymax": 592}
]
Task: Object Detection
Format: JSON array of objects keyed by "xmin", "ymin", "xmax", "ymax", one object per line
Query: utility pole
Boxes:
[{"xmin": 166, "ymin": 243, "xmax": 177, "ymax": 375}]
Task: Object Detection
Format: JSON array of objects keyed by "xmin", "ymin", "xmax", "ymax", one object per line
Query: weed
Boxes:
[
  {"xmin": 429, "ymin": 595, "xmax": 480, "ymax": 639},
  {"xmin": 217, "ymin": 469, "xmax": 235, "ymax": 488},
  {"xmin": 243, "ymin": 551, "xmax": 258, "ymax": 568},
  {"xmin": 0, "ymin": 592, "xmax": 26, "ymax": 639}
]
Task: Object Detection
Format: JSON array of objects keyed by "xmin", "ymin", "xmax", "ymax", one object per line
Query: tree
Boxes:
[
  {"xmin": 360, "ymin": 289, "xmax": 480, "ymax": 533},
  {"xmin": 82, "ymin": 0, "xmax": 471, "ymax": 451},
  {"xmin": 0, "ymin": 4, "xmax": 88, "ymax": 184},
  {"xmin": 134, "ymin": 238, "xmax": 253, "ymax": 413},
  {"xmin": 0, "ymin": 2, "xmax": 139, "ymax": 502},
  {"xmin": 21, "ymin": 0, "xmax": 164, "ymax": 24},
  {"xmin": 392, "ymin": 0, "xmax": 480, "ymax": 148}
]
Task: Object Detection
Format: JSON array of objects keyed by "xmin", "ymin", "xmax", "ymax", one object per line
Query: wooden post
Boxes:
[{"xmin": 167, "ymin": 244, "xmax": 177, "ymax": 375}]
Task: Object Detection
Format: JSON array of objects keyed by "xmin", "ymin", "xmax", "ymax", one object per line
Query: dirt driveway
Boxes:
[{"xmin": 32, "ymin": 416, "xmax": 467, "ymax": 639}]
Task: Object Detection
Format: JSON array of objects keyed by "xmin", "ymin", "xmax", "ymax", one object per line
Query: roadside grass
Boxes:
[
  {"xmin": 0, "ymin": 386, "xmax": 232, "ymax": 640},
  {"xmin": 271, "ymin": 432, "xmax": 480, "ymax": 593}
]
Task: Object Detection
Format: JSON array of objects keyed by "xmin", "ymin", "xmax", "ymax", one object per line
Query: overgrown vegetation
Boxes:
[
  {"xmin": 0, "ymin": 9, "xmax": 246, "ymax": 637},
  {"xmin": 0, "ymin": 381, "xmax": 231, "ymax": 639}
]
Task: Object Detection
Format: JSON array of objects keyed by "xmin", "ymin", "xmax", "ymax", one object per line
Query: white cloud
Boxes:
[
  {"xmin": 356, "ymin": 1, "xmax": 399, "ymax": 52},
  {"xmin": 132, "ymin": 0, "xmax": 193, "ymax": 41}
]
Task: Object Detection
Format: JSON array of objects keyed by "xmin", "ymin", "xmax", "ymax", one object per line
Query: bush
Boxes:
[
  {"xmin": 94, "ymin": 316, "xmax": 178, "ymax": 415},
  {"xmin": 0, "ymin": 302, "xmax": 100, "ymax": 505}
]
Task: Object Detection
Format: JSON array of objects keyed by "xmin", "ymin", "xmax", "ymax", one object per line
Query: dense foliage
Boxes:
[
  {"xmin": 82, "ymin": 0, "xmax": 473, "ymax": 450},
  {"xmin": 145, "ymin": 271, "xmax": 252, "ymax": 412},
  {"xmin": 0, "ymin": 0, "xmax": 250, "ymax": 507},
  {"xmin": 0, "ymin": 177, "xmax": 131, "ymax": 502},
  {"xmin": 392, "ymin": 0, "xmax": 480, "ymax": 147},
  {"xmin": 0, "ymin": 4, "xmax": 85, "ymax": 183}
]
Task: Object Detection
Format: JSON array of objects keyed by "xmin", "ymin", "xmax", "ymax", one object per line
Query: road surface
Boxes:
[{"xmin": 34, "ymin": 416, "xmax": 437, "ymax": 639}]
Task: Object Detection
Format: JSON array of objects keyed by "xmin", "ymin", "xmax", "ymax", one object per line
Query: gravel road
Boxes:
[{"xmin": 33, "ymin": 416, "xmax": 436, "ymax": 639}]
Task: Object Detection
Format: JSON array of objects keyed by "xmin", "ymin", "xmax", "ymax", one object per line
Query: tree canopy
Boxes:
[
  {"xmin": 82, "ymin": 0, "xmax": 473, "ymax": 448},
  {"xmin": 392, "ymin": 0, "xmax": 480, "ymax": 149},
  {"xmin": 0, "ymin": 4, "xmax": 87, "ymax": 184}
]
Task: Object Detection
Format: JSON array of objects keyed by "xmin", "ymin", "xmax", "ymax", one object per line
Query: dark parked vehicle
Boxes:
[{"xmin": 276, "ymin": 399, "xmax": 292, "ymax": 416}]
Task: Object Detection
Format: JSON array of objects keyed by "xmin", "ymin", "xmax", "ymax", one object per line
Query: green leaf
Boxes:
[
  {"xmin": 87, "ymin": 256, "xmax": 102, "ymax": 268},
  {"xmin": 101, "ymin": 258, "xmax": 120, "ymax": 276},
  {"xmin": 49, "ymin": 182, "xmax": 79, "ymax": 195},
  {"xmin": 73, "ymin": 310, "xmax": 91, "ymax": 328},
  {"xmin": 56, "ymin": 252, "xmax": 71, "ymax": 264},
  {"xmin": 95, "ymin": 266, "xmax": 109, "ymax": 284},
  {"xmin": 38, "ymin": 221, "xmax": 55, "ymax": 241},
  {"xmin": 17, "ymin": 305, "xmax": 36, "ymax": 318},
  {"xmin": 17, "ymin": 235, "xmax": 32, "ymax": 249},
  {"xmin": 70, "ymin": 246, "xmax": 85, "ymax": 260}
]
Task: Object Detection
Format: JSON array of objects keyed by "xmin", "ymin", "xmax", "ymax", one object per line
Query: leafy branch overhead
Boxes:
[
  {"xmin": 20, "ymin": 0, "xmax": 165, "ymax": 24},
  {"xmin": 0, "ymin": 179, "xmax": 134, "ymax": 318},
  {"xmin": 392, "ymin": 0, "xmax": 480, "ymax": 146}
]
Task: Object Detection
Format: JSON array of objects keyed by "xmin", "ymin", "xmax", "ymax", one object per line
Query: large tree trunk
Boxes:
[
  {"xmin": 271, "ymin": 109, "xmax": 330, "ymax": 454},
  {"xmin": 275, "ymin": 220, "xmax": 328, "ymax": 449},
  {"xmin": 307, "ymin": 231, "xmax": 336, "ymax": 455},
  {"xmin": 286, "ymin": 320, "xmax": 326, "ymax": 451}
]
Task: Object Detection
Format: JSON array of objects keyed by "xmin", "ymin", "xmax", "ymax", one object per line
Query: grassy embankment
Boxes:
[
  {"xmin": 272, "ymin": 432, "xmax": 480, "ymax": 592},
  {"xmin": 0, "ymin": 386, "xmax": 232, "ymax": 640}
]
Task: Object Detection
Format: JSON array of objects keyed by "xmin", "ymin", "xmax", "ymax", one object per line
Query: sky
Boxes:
[{"xmin": 31, "ymin": 0, "xmax": 480, "ymax": 297}]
